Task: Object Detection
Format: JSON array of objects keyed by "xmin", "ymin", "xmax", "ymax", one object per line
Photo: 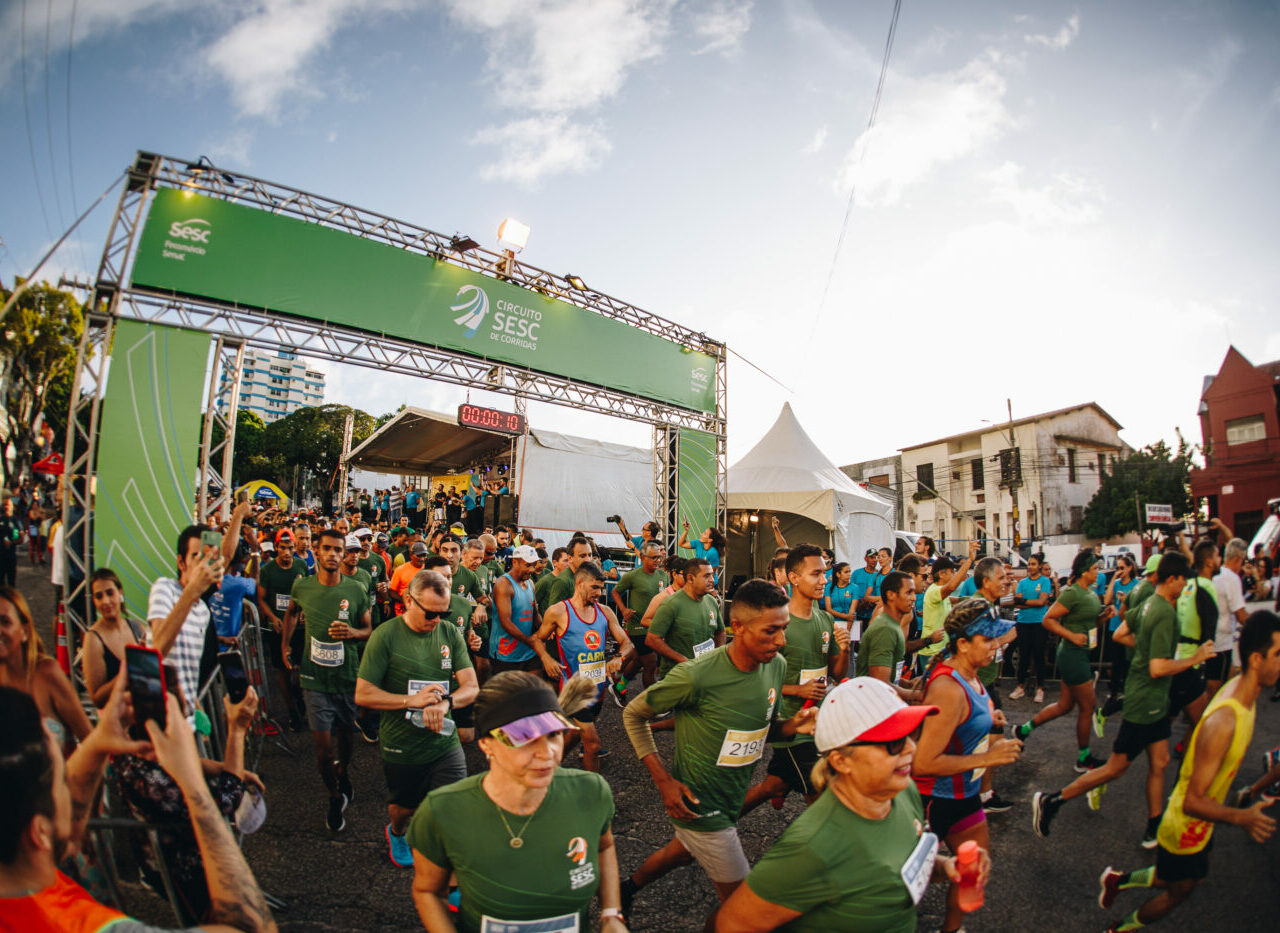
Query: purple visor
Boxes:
[{"xmin": 488, "ymin": 710, "xmax": 578, "ymax": 748}]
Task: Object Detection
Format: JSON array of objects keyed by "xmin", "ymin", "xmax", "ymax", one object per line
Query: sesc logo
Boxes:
[
  {"xmin": 451, "ymin": 284, "xmax": 490, "ymax": 338},
  {"xmin": 168, "ymin": 218, "xmax": 211, "ymax": 243}
]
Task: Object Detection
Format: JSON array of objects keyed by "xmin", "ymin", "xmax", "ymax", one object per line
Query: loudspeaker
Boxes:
[{"xmin": 484, "ymin": 495, "xmax": 519, "ymax": 528}]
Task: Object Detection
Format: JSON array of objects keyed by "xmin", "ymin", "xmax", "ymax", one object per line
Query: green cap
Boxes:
[{"xmin": 1144, "ymin": 554, "xmax": 1161, "ymax": 575}]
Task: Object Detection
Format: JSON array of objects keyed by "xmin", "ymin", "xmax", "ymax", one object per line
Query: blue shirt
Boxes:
[
  {"xmin": 1094, "ymin": 570, "xmax": 1110, "ymax": 600},
  {"xmin": 826, "ymin": 583, "xmax": 856, "ymax": 616},
  {"xmin": 210, "ymin": 574, "xmax": 258, "ymax": 638},
  {"xmin": 1015, "ymin": 575, "xmax": 1054, "ymax": 625},
  {"xmin": 850, "ymin": 567, "xmax": 880, "ymax": 618},
  {"xmin": 690, "ymin": 540, "xmax": 720, "ymax": 570},
  {"xmin": 463, "ymin": 493, "xmax": 476, "ymax": 511},
  {"xmin": 1108, "ymin": 577, "xmax": 1138, "ymax": 630},
  {"xmin": 955, "ymin": 576, "xmax": 978, "ymax": 599}
]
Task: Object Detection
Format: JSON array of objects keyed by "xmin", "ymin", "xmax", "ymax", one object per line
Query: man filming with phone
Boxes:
[{"xmin": 149, "ymin": 525, "xmax": 226, "ymax": 716}]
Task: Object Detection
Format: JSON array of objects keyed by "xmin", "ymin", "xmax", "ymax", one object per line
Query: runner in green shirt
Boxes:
[
  {"xmin": 407, "ymin": 671, "xmax": 624, "ymax": 933},
  {"xmin": 535, "ymin": 547, "xmax": 569, "ymax": 613},
  {"xmin": 647, "ymin": 559, "xmax": 724, "ymax": 677},
  {"xmin": 612, "ymin": 541, "xmax": 669, "ymax": 695},
  {"xmin": 620, "ymin": 579, "xmax": 818, "ymax": 919},
  {"xmin": 280, "ymin": 528, "xmax": 372, "ymax": 832},
  {"xmin": 356, "ymin": 567, "xmax": 478, "ymax": 868},
  {"xmin": 543, "ymin": 537, "xmax": 593, "ymax": 609},
  {"xmin": 744, "ymin": 544, "xmax": 850, "ymax": 813},
  {"xmin": 257, "ymin": 530, "xmax": 309, "ymax": 731}
]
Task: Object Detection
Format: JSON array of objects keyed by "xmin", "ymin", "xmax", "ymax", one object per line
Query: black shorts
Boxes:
[
  {"xmin": 573, "ymin": 700, "xmax": 603, "ymax": 724},
  {"xmin": 766, "ymin": 742, "xmax": 820, "ymax": 797},
  {"xmin": 1156, "ymin": 840, "xmax": 1212, "ymax": 884},
  {"xmin": 263, "ymin": 627, "xmax": 303, "ymax": 671},
  {"xmin": 383, "ymin": 747, "xmax": 467, "ymax": 810},
  {"xmin": 1113, "ymin": 717, "xmax": 1172, "ymax": 760},
  {"xmin": 1169, "ymin": 668, "xmax": 1206, "ymax": 717},
  {"xmin": 1203, "ymin": 653, "xmax": 1232, "ymax": 683},
  {"xmin": 630, "ymin": 633, "xmax": 654, "ymax": 656},
  {"xmin": 490, "ymin": 656, "xmax": 542, "ymax": 675},
  {"xmin": 924, "ymin": 794, "xmax": 986, "ymax": 839}
]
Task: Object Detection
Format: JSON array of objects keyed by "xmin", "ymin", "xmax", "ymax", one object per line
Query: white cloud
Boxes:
[
  {"xmin": 690, "ymin": 0, "xmax": 754, "ymax": 56},
  {"xmin": 204, "ymin": 129, "xmax": 255, "ymax": 168},
  {"xmin": 986, "ymin": 161, "xmax": 1103, "ymax": 227},
  {"xmin": 1024, "ymin": 12, "xmax": 1080, "ymax": 50},
  {"xmin": 1171, "ymin": 36, "xmax": 1242, "ymax": 134},
  {"xmin": 803, "ymin": 125, "xmax": 828, "ymax": 154},
  {"xmin": 836, "ymin": 53, "xmax": 1011, "ymax": 205},
  {"xmin": 471, "ymin": 115, "xmax": 612, "ymax": 186}
]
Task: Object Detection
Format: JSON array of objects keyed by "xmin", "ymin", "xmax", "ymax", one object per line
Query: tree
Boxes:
[
  {"xmin": 209, "ymin": 408, "xmax": 279, "ymax": 488},
  {"xmin": 1082, "ymin": 439, "xmax": 1195, "ymax": 540},
  {"xmin": 261, "ymin": 404, "xmax": 376, "ymax": 510},
  {"xmin": 0, "ymin": 279, "xmax": 84, "ymax": 485}
]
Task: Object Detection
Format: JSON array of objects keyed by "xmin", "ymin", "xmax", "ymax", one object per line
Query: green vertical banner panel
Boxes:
[
  {"xmin": 677, "ymin": 428, "xmax": 719, "ymax": 545},
  {"xmin": 95, "ymin": 320, "xmax": 212, "ymax": 619}
]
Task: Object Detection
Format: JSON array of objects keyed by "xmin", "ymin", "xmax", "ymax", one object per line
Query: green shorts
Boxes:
[{"xmin": 1055, "ymin": 641, "xmax": 1093, "ymax": 686}]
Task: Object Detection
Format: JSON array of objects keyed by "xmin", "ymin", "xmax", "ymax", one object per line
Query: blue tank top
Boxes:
[
  {"xmin": 916, "ymin": 664, "xmax": 992, "ymax": 800},
  {"xmin": 492, "ymin": 573, "xmax": 537, "ymax": 662},
  {"xmin": 556, "ymin": 599, "xmax": 609, "ymax": 701}
]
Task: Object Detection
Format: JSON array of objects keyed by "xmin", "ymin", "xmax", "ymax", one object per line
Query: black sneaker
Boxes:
[
  {"xmin": 608, "ymin": 680, "xmax": 627, "ymax": 708},
  {"xmin": 338, "ymin": 771, "xmax": 354, "ymax": 808},
  {"xmin": 596, "ymin": 747, "xmax": 612, "ymax": 759},
  {"xmin": 1074, "ymin": 753, "xmax": 1106, "ymax": 773},
  {"xmin": 356, "ymin": 718, "xmax": 380, "ymax": 744},
  {"xmin": 619, "ymin": 878, "xmax": 637, "ymax": 924},
  {"xmin": 982, "ymin": 792, "xmax": 1013, "ymax": 813},
  {"xmin": 1100, "ymin": 694, "xmax": 1124, "ymax": 718},
  {"xmin": 1032, "ymin": 791, "xmax": 1060, "ymax": 838},
  {"xmin": 326, "ymin": 795, "xmax": 346, "ymax": 832}
]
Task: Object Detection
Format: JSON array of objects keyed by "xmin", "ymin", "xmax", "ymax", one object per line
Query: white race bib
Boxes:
[
  {"xmin": 406, "ymin": 679, "xmax": 449, "ymax": 728},
  {"xmin": 971, "ymin": 735, "xmax": 990, "ymax": 780},
  {"xmin": 799, "ymin": 667, "xmax": 827, "ymax": 686},
  {"xmin": 716, "ymin": 727, "xmax": 769, "ymax": 767},
  {"xmin": 480, "ymin": 913, "xmax": 579, "ymax": 933},
  {"xmin": 692, "ymin": 638, "xmax": 715, "ymax": 657},
  {"xmin": 900, "ymin": 831, "xmax": 939, "ymax": 905},
  {"xmin": 310, "ymin": 636, "xmax": 343, "ymax": 667},
  {"xmin": 577, "ymin": 659, "xmax": 607, "ymax": 684},
  {"xmin": 1087, "ymin": 628, "xmax": 1098, "ymax": 650},
  {"xmin": 275, "ymin": 594, "xmax": 290, "ymax": 611}
]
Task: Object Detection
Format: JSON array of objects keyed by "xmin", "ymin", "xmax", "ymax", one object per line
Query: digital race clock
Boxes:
[{"xmin": 456, "ymin": 404, "xmax": 527, "ymax": 436}]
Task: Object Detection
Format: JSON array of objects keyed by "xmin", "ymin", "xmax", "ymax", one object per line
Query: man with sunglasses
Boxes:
[{"xmin": 356, "ymin": 568, "xmax": 477, "ymax": 868}]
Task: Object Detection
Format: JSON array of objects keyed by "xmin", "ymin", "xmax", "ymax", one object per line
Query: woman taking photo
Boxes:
[
  {"xmin": 714, "ymin": 676, "xmax": 991, "ymax": 932},
  {"xmin": 679, "ymin": 522, "xmax": 726, "ymax": 585},
  {"xmin": 407, "ymin": 672, "xmax": 626, "ymax": 932},
  {"xmin": 912, "ymin": 599, "xmax": 1023, "ymax": 933},
  {"xmin": 82, "ymin": 568, "xmax": 150, "ymax": 708},
  {"xmin": 1014, "ymin": 550, "xmax": 1115, "ymax": 772},
  {"xmin": 823, "ymin": 562, "xmax": 856, "ymax": 626}
]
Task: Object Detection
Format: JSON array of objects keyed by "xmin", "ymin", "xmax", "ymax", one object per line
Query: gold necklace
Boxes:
[{"xmin": 494, "ymin": 800, "xmax": 538, "ymax": 849}]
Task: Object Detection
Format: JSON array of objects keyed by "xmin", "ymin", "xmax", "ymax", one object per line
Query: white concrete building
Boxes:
[
  {"xmin": 220, "ymin": 349, "xmax": 325, "ymax": 423},
  {"xmin": 899, "ymin": 403, "xmax": 1131, "ymax": 554}
]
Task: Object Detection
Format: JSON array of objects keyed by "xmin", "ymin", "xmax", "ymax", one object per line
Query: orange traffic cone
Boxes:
[{"xmin": 55, "ymin": 605, "xmax": 70, "ymax": 675}]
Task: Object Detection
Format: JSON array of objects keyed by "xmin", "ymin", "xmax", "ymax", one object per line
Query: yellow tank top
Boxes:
[{"xmin": 1157, "ymin": 680, "xmax": 1255, "ymax": 854}]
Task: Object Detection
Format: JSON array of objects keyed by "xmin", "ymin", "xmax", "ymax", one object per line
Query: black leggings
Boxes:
[
  {"xmin": 1016, "ymin": 623, "xmax": 1049, "ymax": 688},
  {"xmin": 1105, "ymin": 636, "xmax": 1129, "ymax": 694}
]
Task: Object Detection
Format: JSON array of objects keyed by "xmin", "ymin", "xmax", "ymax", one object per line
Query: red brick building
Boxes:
[{"xmin": 1189, "ymin": 346, "xmax": 1280, "ymax": 542}]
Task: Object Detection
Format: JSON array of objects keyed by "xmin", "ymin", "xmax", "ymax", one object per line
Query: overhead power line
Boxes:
[{"xmin": 20, "ymin": 0, "xmax": 55, "ymax": 240}]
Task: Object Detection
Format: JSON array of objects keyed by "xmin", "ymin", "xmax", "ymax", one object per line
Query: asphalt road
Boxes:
[{"xmin": 21, "ymin": 555, "xmax": 1280, "ymax": 932}]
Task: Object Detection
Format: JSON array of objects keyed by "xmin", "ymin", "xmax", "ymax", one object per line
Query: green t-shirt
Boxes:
[
  {"xmin": 745, "ymin": 783, "xmax": 927, "ymax": 933},
  {"xmin": 356, "ymin": 616, "xmax": 471, "ymax": 763},
  {"xmin": 472, "ymin": 562, "xmax": 496, "ymax": 599},
  {"xmin": 343, "ymin": 566, "xmax": 378, "ymax": 627},
  {"xmin": 545, "ymin": 567, "xmax": 576, "ymax": 610},
  {"xmin": 1122, "ymin": 594, "xmax": 1178, "ymax": 725},
  {"xmin": 445, "ymin": 593, "xmax": 477, "ymax": 639},
  {"xmin": 774, "ymin": 607, "xmax": 840, "ymax": 747},
  {"xmin": 1056, "ymin": 583, "xmax": 1103, "ymax": 636},
  {"xmin": 649, "ymin": 590, "xmax": 724, "ymax": 676},
  {"xmin": 856, "ymin": 613, "xmax": 905, "ymax": 680},
  {"xmin": 259, "ymin": 558, "xmax": 308, "ymax": 620},
  {"xmin": 614, "ymin": 567, "xmax": 669, "ymax": 636},
  {"xmin": 918, "ymin": 583, "xmax": 949, "ymax": 658},
  {"xmin": 534, "ymin": 569, "xmax": 563, "ymax": 615},
  {"xmin": 290, "ymin": 575, "xmax": 371, "ymax": 693},
  {"xmin": 484, "ymin": 558, "xmax": 506, "ymax": 583},
  {"xmin": 640, "ymin": 648, "xmax": 785, "ymax": 831},
  {"xmin": 357, "ymin": 553, "xmax": 386, "ymax": 585},
  {"xmin": 407, "ymin": 769, "xmax": 614, "ymax": 932},
  {"xmin": 453, "ymin": 564, "xmax": 484, "ymax": 603}
]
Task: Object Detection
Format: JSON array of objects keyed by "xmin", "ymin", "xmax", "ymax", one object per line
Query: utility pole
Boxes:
[{"xmin": 1008, "ymin": 398, "xmax": 1021, "ymax": 552}]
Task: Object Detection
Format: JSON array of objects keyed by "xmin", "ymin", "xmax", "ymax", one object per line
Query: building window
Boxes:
[
  {"xmin": 1067, "ymin": 449, "xmax": 1077, "ymax": 483},
  {"xmin": 915, "ymin": 463, "xmax": 935, "ymax": 499},
  {"xmin": 1069, "ymin": 506, "xmax": 1083, "ymax": 533},
  {"xmin": 970, "ymin": 458, "xmax": 984, "ymax": 491},
  {"xmin": 868, "ymin": 473, "xmax": 890, "ymax": 488},
  {"xmin": 1225, "ymin": 414, "xmax": 1266, "ymax": 445}
]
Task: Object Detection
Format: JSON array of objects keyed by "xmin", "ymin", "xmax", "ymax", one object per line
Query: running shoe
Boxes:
[
  {"xmin": 1015, "ymin": 722, "xmax": 1034, "ymax": 741},
  {"xmin": 1034, "ymin": 687, "xmax": 1045, "ymax": 703},
  {"xmin": 1009, "ymin": 685, "xmax": 1026, "ymax": 700},
  {"xmin": 1098, "ymin": 866, "xmax": 1122, "ymax": 909},
  {"xmin": 619, "ymin": 878, "xmax": 637, "ymax": 924},
  {"xmin": 326, "ymin": 795, "xmax": 346, "ymax": 832},
  {"xmin": 1100, "ymin": 694, "xmax": 1124, "ymax": 718},
  {"xmin": 1075, "ymin": 753, "xmax": 1106, "ymax": 773},
  {"xmin": 386, "ymin": 824, "xmax": 413, "ymax": 867},
  {"xmin": 1031, "ymin": 791, "xmax": 1060, "ymax": 838},
  {"xmin": 1093, "ymin": 708, "xmax": 1107, "ymax": 739},
  {"xmin": 596, "ymin": 747, "xmax": 612, "ymax": 759},
  {"xmin": 338, "ymin": 771, "xmax": 354, "ymax": 808},
  {"xmin": 357, "ymin": 717, "xmax": 380, "ymax": 744},
  {"xmin": 1140, "ymin": 828, "xmax": 1159, "ymax": 849},
  {"xmin": 608, "ymin": 679, "xmax": 627, "ymax": 708},
  {"xmin": 983, "ymin": 792, "xmax": 1013, "ymax": 814},
  {"xmin": 1173, "ymin": 740, "xmax": 1185, "ymax": 760},
  {"xmin": 1087, "ymin": 783, "xmax": 1106, "ymax": 811}
]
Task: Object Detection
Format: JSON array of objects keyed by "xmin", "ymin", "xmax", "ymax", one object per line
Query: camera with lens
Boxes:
[{"xmin": 606, "ymin": 514, "xmax": 622, "ymax": 524}]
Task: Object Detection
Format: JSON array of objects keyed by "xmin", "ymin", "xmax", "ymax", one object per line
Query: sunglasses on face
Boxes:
[
  {"xmin": 846, "ymin": 726, "xmax": 921, "ymax": 757},
  {"xmin": 408, "ymin": 594, "xmax": 448, "ymax": 620}
]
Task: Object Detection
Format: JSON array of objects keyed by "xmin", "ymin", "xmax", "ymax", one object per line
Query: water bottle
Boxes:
[
  {"xmin": 439, "ymin": 717, "xmax": 456, "ymax": 737},
  {"xmin": 956, "ymin": 840, "xmax": 984, "ymax": 912}
]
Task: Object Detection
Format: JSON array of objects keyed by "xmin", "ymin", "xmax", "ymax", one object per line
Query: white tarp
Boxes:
[
  {"xmin": 516, "ymin": 429, "xmax": 652, "ymax": 550},
  {"xmin": 728, "ymin": 403, "xmax": 893, "ymax": 562}
]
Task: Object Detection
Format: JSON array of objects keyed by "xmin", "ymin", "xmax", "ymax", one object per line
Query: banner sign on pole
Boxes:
[
  {"xmin": 1144, "ymin": 503, "xmax": 1174, "ymax": 525},
  {"xmin": 131, "ymin": 189, "xmax": 716, "ymax": 413},
  {"xmin": 677, "ymin": 428, "xmax": 718, "ymax": 551}
]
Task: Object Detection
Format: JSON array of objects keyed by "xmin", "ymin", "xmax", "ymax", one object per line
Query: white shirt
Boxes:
[
  {"xmin": 1211, "ymin": 568, "xmax": 1246, "ymax": 653},
  {"xmin": 49, "ymin": 523, "xmax": 66, "ymax": 588},
  {"xmin": 148, "ymin": 577, "xmax": 210, "ymax": 709}
]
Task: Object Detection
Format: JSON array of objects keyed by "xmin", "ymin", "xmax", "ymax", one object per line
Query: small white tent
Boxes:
[{"xmin": 727, "ymin": 404, "xmax": 893, "ymax": 571}]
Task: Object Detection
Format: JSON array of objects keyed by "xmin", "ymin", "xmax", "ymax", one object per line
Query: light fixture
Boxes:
[
  {"xmin": 497, "ymin": 218, "xmax": 530, "ymax": 251},
  {"xmin": 449, "ymin": 234, "xmax": 480, "ymax": 253},
  {"xmin": 565, "ymin": 273, "xmax": 586, "ymax": 290},
  {"xmin": 748, "ymin": 513, "xmax": 759, "ymax": 524}
]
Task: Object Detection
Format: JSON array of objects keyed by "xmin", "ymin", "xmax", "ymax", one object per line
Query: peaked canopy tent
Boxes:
[{"xmin": 726, "ymin": 404, "xmax": 893, "ymax": 582}]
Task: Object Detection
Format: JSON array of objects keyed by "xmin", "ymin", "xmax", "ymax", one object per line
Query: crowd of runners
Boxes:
[{"xmin": 1, "ymin": 487, "xmax": 1279, "ymax": 932}]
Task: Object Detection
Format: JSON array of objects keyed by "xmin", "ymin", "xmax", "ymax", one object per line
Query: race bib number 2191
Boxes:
[{"xmin": 715, "ymin": 727, "xmax": 769, "ymax": 767}]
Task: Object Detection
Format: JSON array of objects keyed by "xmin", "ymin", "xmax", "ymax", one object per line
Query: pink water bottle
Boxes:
[{"xmin": 956, "ymin": 840, "xmax": 984, "ymax": 912}]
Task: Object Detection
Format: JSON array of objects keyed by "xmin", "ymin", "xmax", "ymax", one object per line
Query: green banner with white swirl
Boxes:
[{"xmin": 130, "ymin": 188, "xmax": 716, "ymax": 413}]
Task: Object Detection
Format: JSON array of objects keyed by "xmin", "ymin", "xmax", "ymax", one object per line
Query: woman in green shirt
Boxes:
[
  {"xmin": 1014, "ymin": 550, "xmax": 1116, "ymax": 773},
  {"xmin": 714, "ymin": 677, "xmax": 990, "ymax": 932},
  {"xmin": 407, "ymin": 671, "xmax": 627, "ymax": 932}
]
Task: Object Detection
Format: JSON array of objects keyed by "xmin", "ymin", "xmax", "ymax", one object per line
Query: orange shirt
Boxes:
[
  {"xmin": 0, "ymin": 869, "xmax": 126, "ymax": 932},
  {"xmin": 389, "ymin": 560, "xmax": 421, "ymax": 604}
]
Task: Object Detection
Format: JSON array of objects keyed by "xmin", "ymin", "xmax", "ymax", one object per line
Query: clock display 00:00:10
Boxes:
[{"xmin": 456, "ymin": 404, "xmax": 526, "ymax": 436}]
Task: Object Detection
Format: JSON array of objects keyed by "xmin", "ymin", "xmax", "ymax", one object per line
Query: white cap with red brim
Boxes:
[{"xmin": 814, "ymin": 677, "xmax": 939, "ymax": 753}]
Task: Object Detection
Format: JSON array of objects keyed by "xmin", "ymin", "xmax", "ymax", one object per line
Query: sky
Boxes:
[{"xmin": 3, "ymin": 0, "xmax": 1279, "ymax": 472}]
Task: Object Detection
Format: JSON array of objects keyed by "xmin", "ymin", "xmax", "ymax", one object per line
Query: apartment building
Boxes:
[{"xmin": 220, "ymin": 349, "xmax": 325, "ymax": 423}]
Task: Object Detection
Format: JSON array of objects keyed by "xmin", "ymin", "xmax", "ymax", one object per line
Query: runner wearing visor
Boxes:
[{"xmin": 407, "ymin": 671, "xmax": 625, "ymax": 933}]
